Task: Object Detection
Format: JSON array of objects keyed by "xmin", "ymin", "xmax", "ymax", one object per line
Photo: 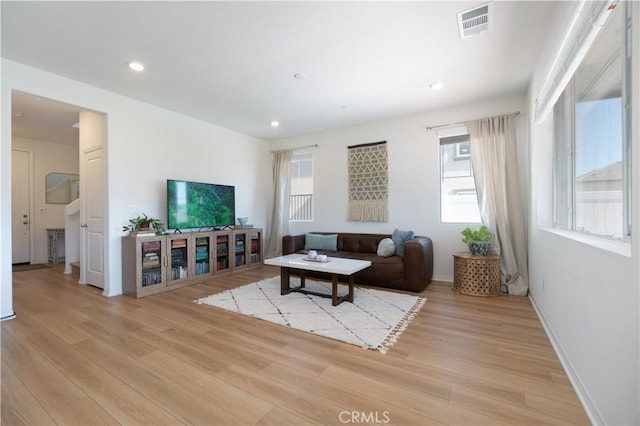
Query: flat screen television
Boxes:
[{"xmin": 167, "ymin": 179, "xmax": 235, "ymax": 230}]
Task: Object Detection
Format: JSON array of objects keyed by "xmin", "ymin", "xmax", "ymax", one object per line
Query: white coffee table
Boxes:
[{"xmin": 264, "ymin": 254, "xmax": 371, "ymax": 306}]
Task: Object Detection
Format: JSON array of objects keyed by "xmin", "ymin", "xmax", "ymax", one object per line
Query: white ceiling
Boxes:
[
  {"xmin": 11, "ymin": 92, "xmax": 81, "ymax": 146},
  {"xmin": 3, "ymin": 1, "xmax": 562, "ymax": 142}
]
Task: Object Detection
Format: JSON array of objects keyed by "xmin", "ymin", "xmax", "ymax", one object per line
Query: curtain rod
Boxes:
[
  {"xmin": 271, "ymin": 144, "xmax": 318, "ymax": 153},
  {"xmin": 425, "ymin": 111, "xmax": 520, "ymax": 131}
]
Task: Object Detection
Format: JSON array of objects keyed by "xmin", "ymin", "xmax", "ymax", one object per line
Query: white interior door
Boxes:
[
  {"xmin": 11, "ymin": 150, "xmax": 30, "ymax": 264},
  {"xmin": 82, "ymin": 146, "xmax": 105, "ymax": 288}
]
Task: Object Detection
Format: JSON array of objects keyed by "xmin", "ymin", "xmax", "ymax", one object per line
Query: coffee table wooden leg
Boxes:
[
  {"xmin": 347, "ymin": 275, "xmax": 355, "ymax": 302},
  {"xmin": 281, "ymin": 267, "xmax": 290, "ymax": 295},
  {"xmin": 300, "ymin": 270, "xmax": 306, "ymax": 288},
  {"xmin": 332, "ymin": 275, "xmax": 338, "ymax": 306}
]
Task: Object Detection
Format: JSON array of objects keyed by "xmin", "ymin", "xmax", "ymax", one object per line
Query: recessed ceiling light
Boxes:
[
  {"xmin": 129, "ymin": 62, "xmax": 145, "ymax": 71},
  {"xmin": 429, "ymin": 82, "xmax": 444, "ymax": 90},
  {"xmin": 270, "ymin": 121, "xmax": 280, "ymax": 127},
  {"xmin": 293, "ymin": 73, "xmax": 307, "ymax": 80}
]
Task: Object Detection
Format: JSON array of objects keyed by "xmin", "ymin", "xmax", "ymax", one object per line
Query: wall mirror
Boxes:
[{"xmin": 46, "ymin": 173, "xmax": 79, "ymax": 204}]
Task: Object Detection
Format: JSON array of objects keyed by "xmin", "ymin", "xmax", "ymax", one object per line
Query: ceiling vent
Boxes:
[{"xmin": 457, "ymin": 3, "xmax": 490, "ymax": 39}]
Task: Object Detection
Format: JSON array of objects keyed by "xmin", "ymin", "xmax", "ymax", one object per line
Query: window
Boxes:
[
  {"xmin": 455, "ymin": 141, "xmax": 471, "ymax": 159},
  {"xmin": 553, "ymin": 3, "xmax": 630, "ymax": 240},
  {"xmin": 440, "ymin": 134, "xmax": 481, "ymax": 223},
  {"xmin": 289, "ymin": 153, "xmax": 313, "ymax": 221}
]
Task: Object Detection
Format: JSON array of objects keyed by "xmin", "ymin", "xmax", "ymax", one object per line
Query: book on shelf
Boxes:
[
  {"xmin": 196, "ymin": 246, "xmax": 209, "ymax": 259},
  {"xmin": 171, "ymin": 265, "xmax": 188, "ymax": 280},
  {"xmin": 195, "ymin": 261, "xmax": 210, "ymax": 275},
  {"xmin": 142, "ymin": 253, "xmax": 160, "ymax": 267},
  {"xmin": 195, "ymin": 237, "xmax": 209, "ymax": 245},
  {"xmin": 172, "ymin": 239, "xmax": 187, "ymax": 248},
  {"xmin": 130, "ymin": 230, "xmax": 158, "ymax": 237},
  {"xmin": 142, "ymin": 241, "xmax": 161, "ymax": 252},
  {"xmin": 142, "ymin": 270, "xmax": 162, "ymax": 286}
]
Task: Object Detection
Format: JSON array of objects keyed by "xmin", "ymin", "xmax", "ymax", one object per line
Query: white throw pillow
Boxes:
[{"xmin": 377, "ymin": 238, "xmax": 396, "ymax": 257}]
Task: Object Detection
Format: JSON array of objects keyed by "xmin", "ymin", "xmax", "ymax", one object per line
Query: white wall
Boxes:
[
  {"xmin": 270, "ymin": 93, "xmax": 528, "ymax": 282},
  {"xmin": 527, "ymin": 2, "xmax": 639, "ymax": 424},
  {"xmin": 12, "ymin": 137, "xmax": 79, "ymax": 264},
  {"xmin": 1, "ymin": 59, "xmax": 270, "ymax": 308}
]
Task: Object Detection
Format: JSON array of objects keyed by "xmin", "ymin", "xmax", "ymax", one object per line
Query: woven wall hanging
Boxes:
[{"xmin": 347, "ymin": 141, "xmax": 388, "ymax": 222}]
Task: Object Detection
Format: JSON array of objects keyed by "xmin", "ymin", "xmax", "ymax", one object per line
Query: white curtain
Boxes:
[
  {"xmin": 467, "ymin": 114, "xmax": 529, "ymax": 296},
  {"xmin": 266, "ymin": 149, "xmax": 292, "ymax": 258}
]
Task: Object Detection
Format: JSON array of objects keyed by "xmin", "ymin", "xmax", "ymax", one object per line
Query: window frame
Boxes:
[{"xmin": 552, "ymin": 1, "xmax": 631, "ymax": 241}]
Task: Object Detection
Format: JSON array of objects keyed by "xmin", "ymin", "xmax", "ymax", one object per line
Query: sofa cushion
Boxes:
[
  {"xmin": 376, "ymin": 238, "xmax": 395, "ymax": 257},
  {"xmin": 392, "ymin": 228, "xmax": 414, "ymax": 256},
  {"xmin": 304, "ymin": 233, "xmax": 338, "ymax": 251},
  {"xmin": 338, "ymin": 233, "xmax": 382, "ymax": 254}
]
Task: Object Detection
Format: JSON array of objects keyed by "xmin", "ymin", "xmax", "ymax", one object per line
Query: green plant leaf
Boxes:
[{"xmin": 461, "ymin": 225, "xmax": 494, "ymax": 243}]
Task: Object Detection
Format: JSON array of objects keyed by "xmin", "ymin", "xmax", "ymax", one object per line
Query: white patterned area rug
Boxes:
[{"xmin": 195, "ymin": 276, "xmax": 426, "ymax": 354}]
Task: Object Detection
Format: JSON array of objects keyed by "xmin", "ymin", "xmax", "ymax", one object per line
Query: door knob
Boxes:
[{"xmin": 81, "ymin": 223, "xmax": 88, "ymax": 228}]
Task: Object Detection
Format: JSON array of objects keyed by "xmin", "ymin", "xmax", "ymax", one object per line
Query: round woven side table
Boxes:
[{"xmin": 452, "ymin": 252, "xmax": 501, "ymax": 296}]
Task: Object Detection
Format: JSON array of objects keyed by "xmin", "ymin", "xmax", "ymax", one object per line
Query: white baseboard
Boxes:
[
  {"xmin": 1, "ymin": 312, "xmax": 16, "ymax": 321},
  {"xmin": 432, "ymin": 274, "xmax": 453, "ymax": 283},
  {"xmin": 528, "ymin": 293, "xmax": 603, "ymax": 425}
]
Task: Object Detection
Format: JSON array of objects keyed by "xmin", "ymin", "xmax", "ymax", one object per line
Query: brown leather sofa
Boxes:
[{"xmin": 282, "ymin": 232, "xmax": 433, "ymax": 292}]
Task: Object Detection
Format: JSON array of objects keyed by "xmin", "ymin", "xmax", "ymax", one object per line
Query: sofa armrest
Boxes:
[
  {"xmin": 403, "ymin": 237, "xmax": 434, "ymax": 291},
  {"xmin": 283, "ymin": 234, "xmax": 306, "ymax": 255}
]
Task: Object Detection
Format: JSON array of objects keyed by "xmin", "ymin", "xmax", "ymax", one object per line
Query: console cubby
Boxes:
[
  {"xmin": 215, "ymin": 232, "xmax": 232, "ymax": 273},
  {"xmin": 167, "ymin": 235, "xmax": 192, "ymax": 285},
  {"xmin": 122, "ymin": 235, "xmax": 167, "ymax": 297},
  {"xmin": 193, "ymin": 234, "xmax": 213, "ymax": 277},
  {"xmin": 248, "ymin": 229, "xmax": 262, "ymax": 266}
]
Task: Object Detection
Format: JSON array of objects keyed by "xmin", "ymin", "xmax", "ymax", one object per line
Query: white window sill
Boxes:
[{"xmin": 541, "ymin": 227, "xmax": 631, "ymax": 258}]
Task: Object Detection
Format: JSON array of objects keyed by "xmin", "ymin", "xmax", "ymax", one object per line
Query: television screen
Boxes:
[{"xmin": 167, "ymin": 180, "xmax": 235, "ymax": 230}]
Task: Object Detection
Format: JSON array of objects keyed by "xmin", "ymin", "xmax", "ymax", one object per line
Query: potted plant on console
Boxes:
[
  {"xmin": 461, "ymin": 225, "xmax": 494, "ymax": 256},
  {"xmin": 123, "ymin": 213, "xmax": 165, "ymax": 236}
]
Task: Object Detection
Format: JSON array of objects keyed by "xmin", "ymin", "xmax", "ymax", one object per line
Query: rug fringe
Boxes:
[{"xmin": 375, "ymin": 296, "xmax": 426, "ymax": 354}]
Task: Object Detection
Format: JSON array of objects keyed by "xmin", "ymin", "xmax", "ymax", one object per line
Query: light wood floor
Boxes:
[{"xmin": 2, "ymin": 265, "xmax": 589, "ymax": 425}]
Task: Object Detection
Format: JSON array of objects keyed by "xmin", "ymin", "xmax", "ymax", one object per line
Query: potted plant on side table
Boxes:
[
  {"xmin": 123, "ymin": 213, "xmax": 165, "ymax": 235},
  {"xmin": 461, "ymin": 225, "xmax": 494, "ymax": 256}
]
